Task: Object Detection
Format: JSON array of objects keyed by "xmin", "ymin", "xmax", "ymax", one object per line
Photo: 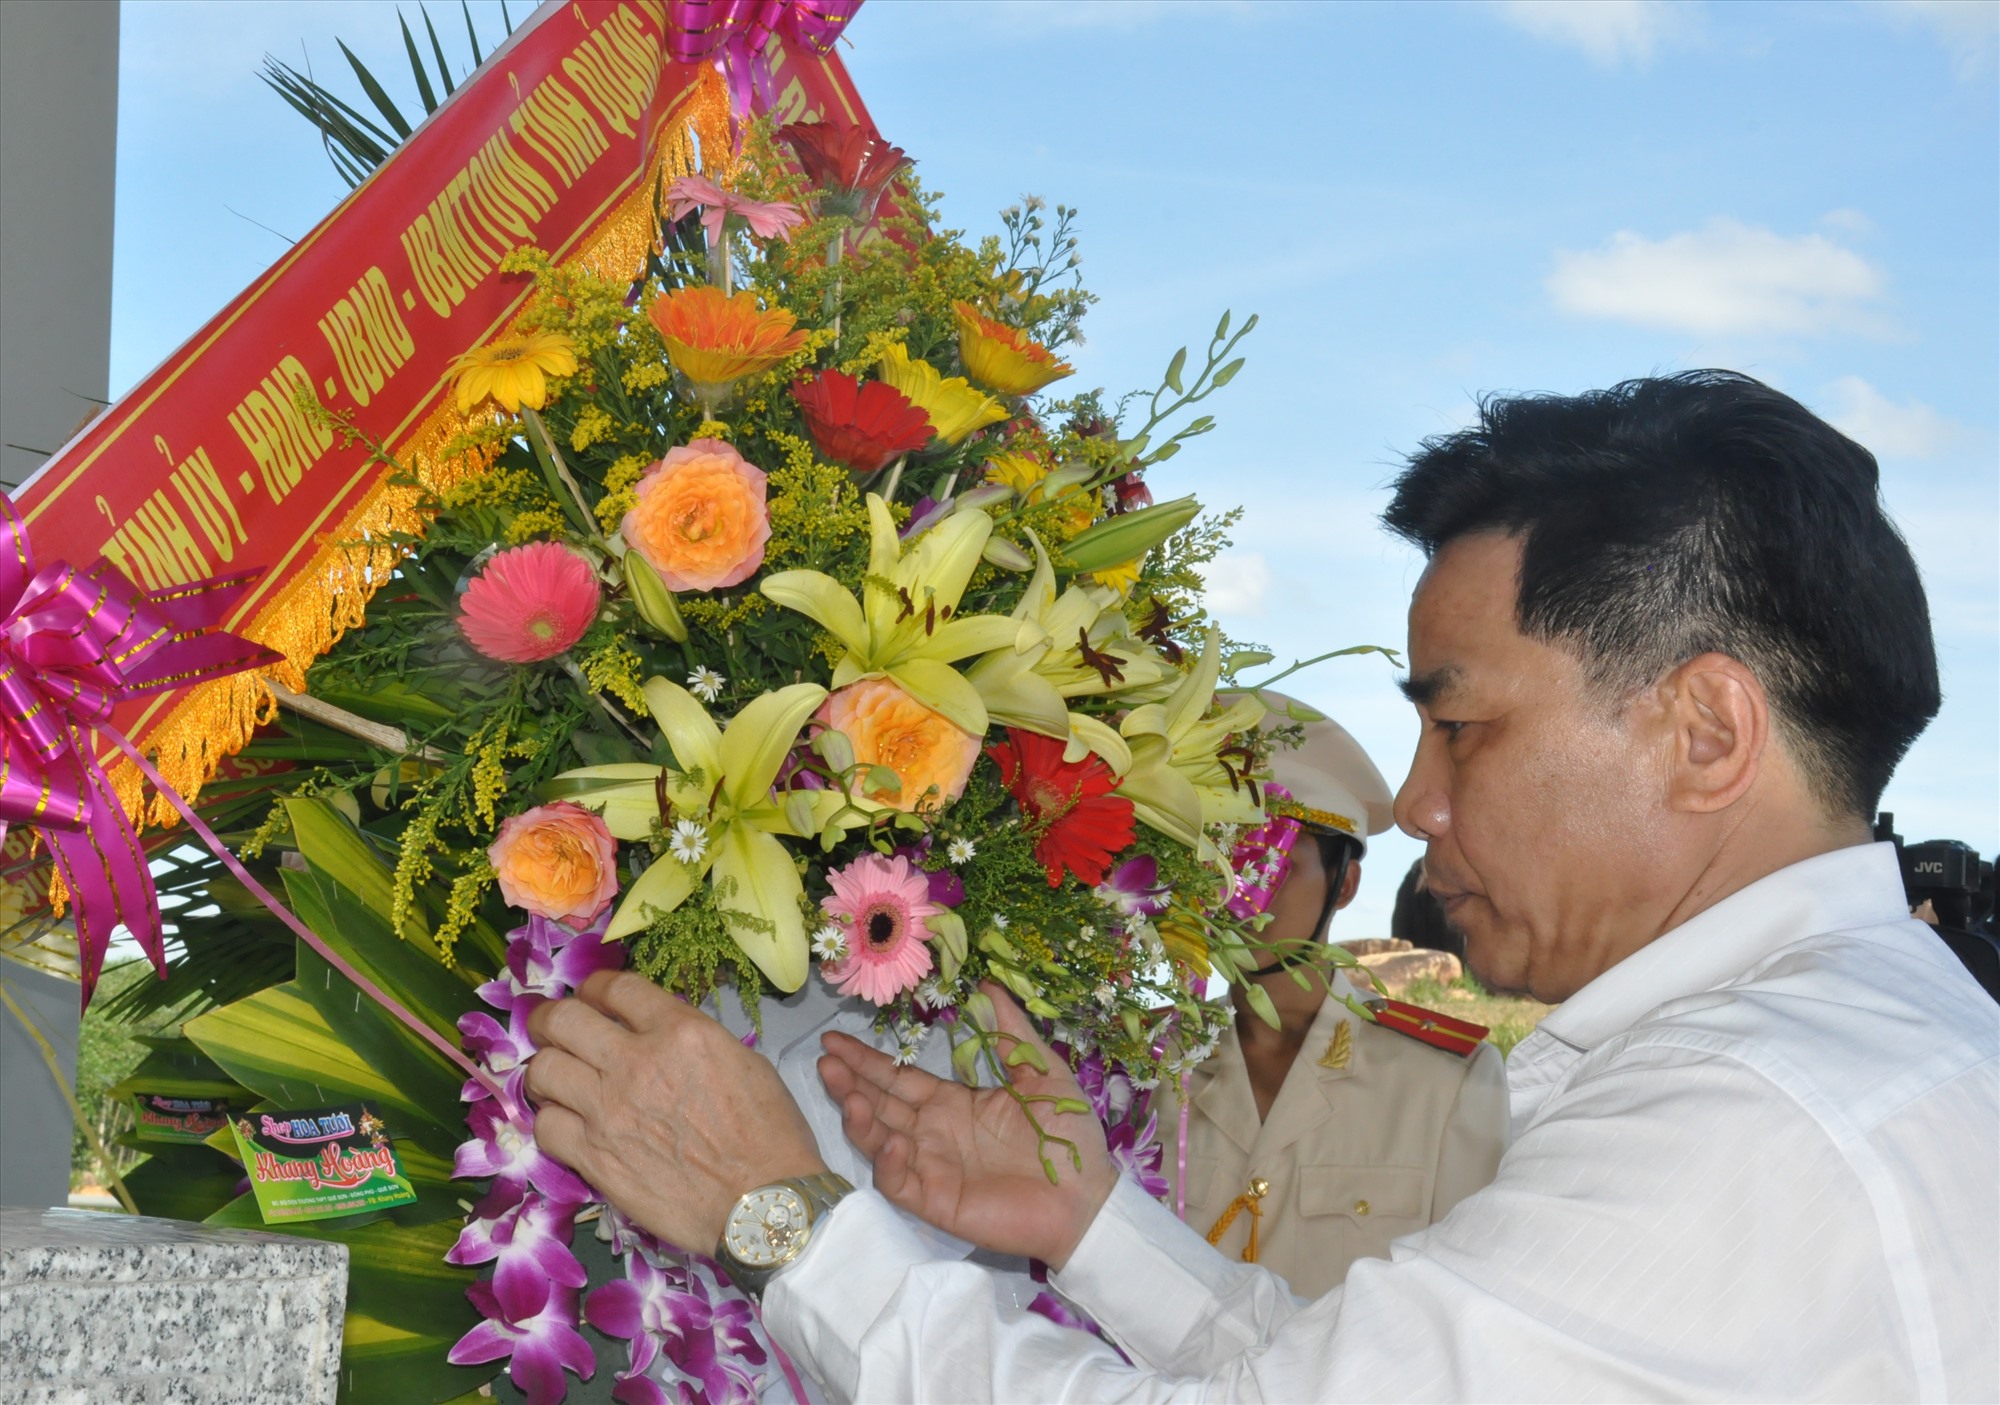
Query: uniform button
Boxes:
[{"xmin": 1354, "ymin": 1199, "xmax": 1370, "ymax": 1216}]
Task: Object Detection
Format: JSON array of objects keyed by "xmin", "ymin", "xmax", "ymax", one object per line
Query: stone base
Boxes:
[{"xmin": 0, "ymin": 1207, "xmax": 346, "ymax": 1404}]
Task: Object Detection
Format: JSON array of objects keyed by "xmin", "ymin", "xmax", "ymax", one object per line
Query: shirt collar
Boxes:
[{"xmin": 1535, "ymin": 841, "xmax": 1910, "ymax": 1053}]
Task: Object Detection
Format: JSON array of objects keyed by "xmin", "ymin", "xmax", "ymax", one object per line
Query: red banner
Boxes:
[{"xmin": 12, "ymin": 0, "xmax": 871, "ymax": 831}]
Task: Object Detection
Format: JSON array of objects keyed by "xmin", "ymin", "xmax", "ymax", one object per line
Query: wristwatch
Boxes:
[{"xmin": 714, "ymin": 1171, "xmax": 855, "ymax": 1298}]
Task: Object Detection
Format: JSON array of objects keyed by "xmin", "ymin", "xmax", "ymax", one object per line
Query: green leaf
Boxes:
[
  {"xmin": 400, "ymin": 13, "xmax": 439, "ymax": 114},
  {"xmin": 339, "ymin": 39, "xmax": 413, "ymax": 139},
  {"xmin": 337, "ymin": 1305, "xmax": 494, "ymax": 1405},
  {"xmin": 420, "ymin": 6, "xmax": 457, "ymax": 99},
  {"xmin": 184, "ymin": 983, "xmax": 454, "ymax": 1156},
  {"xmin": 123, "ymin": 1146, "xmax": 246, "ymax": 1222},
  {"xmin": 285, "ymin": 797, "xmax": 443, "ymax": 958},
  {"xmin": 108, "ymin": 1039, "xmax": 245, "ymax": 1101},
  {"xmin": 460, "ymin": 0, "xmax": 484, "ymax": 66}
]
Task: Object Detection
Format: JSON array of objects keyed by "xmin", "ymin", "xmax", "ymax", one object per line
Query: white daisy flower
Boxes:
[
  {"xmin": 915, "ymin": 977, "xmax": 953, "ymax": 1011},
  {"xmin": 686, "ymin": 666, "xmax": 726, "ymax": 702},
  {"xmin": 668, "ymin": 819, "xmax": 708, "ymax": 865},
  {"xmin": 810, "ymin": 924, "xmax": 847, "ymax": 962},
  {"xmin": 946, "ymin": 837, "xmax": 977, "ymax": 864},
  {"xmin": 1093, "ymin": 981, "xmax": 1117, "ymax": 1008},
  {"xmin": 1078, "ymin": 923, "xmax": 1096, "ymax": 940},
  {"xmin": 891, "ymin": 1019, "xmax": 929, "ymax": 1067},
  {"xmin": 990, "ymin": 912, "xmax": 1009, "ymax": 929}
]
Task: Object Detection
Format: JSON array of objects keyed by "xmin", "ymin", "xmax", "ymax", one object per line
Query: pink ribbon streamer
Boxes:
[
  {"xmin": 1225, "ymin": 782, "xmax": 1305, "ymax": 922},
  {"xmin": 663, "ymin": 0, "xmax": 861, "ymax": 117},
  {"xmin": 0, "ymin": 492, "xmax": 280, "ymax": 1005}
]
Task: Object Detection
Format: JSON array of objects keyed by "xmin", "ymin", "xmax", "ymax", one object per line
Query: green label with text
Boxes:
[{"xmin": 229, "ymin": 1101, "xmax": 417, "ymax": 1223}]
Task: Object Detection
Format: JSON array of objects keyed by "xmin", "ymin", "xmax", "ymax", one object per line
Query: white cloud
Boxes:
[
  {"xmin": 1821, "ymin": 376, "xmax": 1967, "ymax": 459},
  {"xmin": 1876, "ymin": 0, "xmax": 1999, "ymax": 79},
  {"xmin": 1204, "ymin": 551, "xmax": 1272, "ymax": 619},
  {"xmin": 1546, "ymin": 218, "xmax": 1886, "ymax": 337},
  {"xmin": 1493, "ymin": 0, "xmax": 1691, "ymax": 67}
]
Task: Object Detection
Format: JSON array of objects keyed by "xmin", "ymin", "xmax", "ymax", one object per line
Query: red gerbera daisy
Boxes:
[
  {"xmin": 792, "ymin": 370, "xmax": 933, "ymax": 475},
  {"xmin": 779, "ymin": 121, "xmax": 912, "ymax": 220},
  {"xmin": 988, "ymin": 729, "xmax": 1136, "ymax": 889}
]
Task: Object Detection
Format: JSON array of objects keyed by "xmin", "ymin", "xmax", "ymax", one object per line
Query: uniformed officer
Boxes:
[{"xmin": 1154, "ymin": 697, "xmax": 1509, "ymax": 1298}]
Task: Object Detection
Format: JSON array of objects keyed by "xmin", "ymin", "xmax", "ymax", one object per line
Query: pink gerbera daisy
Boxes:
[
  {"xmin": 459, "ymin": 542, "xmax": 601, "ymax": 664},
  {"xmin": 819, "ymin": 853, "xmax": 941, "ymax": 1005}
]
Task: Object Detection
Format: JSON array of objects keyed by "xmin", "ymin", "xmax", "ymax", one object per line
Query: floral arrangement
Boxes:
[{"xmin": 165, "ymin": 115, "xmax": 1348, "ymax": 1405}]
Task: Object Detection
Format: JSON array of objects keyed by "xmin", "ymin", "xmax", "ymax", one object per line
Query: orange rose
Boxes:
[
  {"xmin": 818, "ymin": 678, "xmax": 981, "ymax": 812},
  {"xmin": 621, "ymin": 438, "xmax": 772, "ymax": 592},
  {"xmin": 488, "ymin": 801, "xmax": 619, "ymax": 926}
]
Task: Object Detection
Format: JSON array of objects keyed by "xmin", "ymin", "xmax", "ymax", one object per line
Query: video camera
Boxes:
[{"xmin": 1874, "ymin": 812, "xmax": 1998, "ymax": 1002}]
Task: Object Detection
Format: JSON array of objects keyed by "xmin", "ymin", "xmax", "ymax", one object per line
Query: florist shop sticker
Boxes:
[
  {"xmin": 229, "ymin": 1101, "xmax": 417, "ymax": 1224},
  {"xmin": 130, "ymin": 1094, "xmax": 230, "ymax": 1145}
]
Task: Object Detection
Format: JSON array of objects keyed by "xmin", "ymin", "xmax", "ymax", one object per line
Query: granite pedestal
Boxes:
[{"xmin": 0, "ymin": 1207, "xmax": 347, "ymax": 1404}]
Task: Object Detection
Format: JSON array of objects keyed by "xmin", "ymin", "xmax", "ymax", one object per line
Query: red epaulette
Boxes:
[{"xmin": 1370, "ymin": 998, "xmax": 1488, "ymax": 1057}]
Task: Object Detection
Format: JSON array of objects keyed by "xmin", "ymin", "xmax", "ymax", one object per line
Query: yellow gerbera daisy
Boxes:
[
  {"xmin": 984, "ymin": 451, "xmax": 1048, "ymax": 496},
  {"xmin": 448, "ymin": 330, "xmax": 579, "ymax": 414},
  {"xmin": 1090, "ymin": 556, "xmax": 1144, "ymax": 598},
  {"xmin": 953, "ymin": 302, "xmax": 1073, "ymax": 397},
  {"xmin": 876, "ymin": 344, "xmax": 1008, "ymax": 446}
]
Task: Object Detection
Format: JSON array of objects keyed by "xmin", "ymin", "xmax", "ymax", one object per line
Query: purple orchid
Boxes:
[
  {"xmin": 1105, "ymin": 1106, "xmax": 1169, "ymax": 1200},
  {"xmin": 459, "ymin": 1006, "xmax": 539, "ymax": 1101},
  {"xmin": 448, "ymin": 1189, "xmax": 588, "ymax": 1303},
  {"xmin": 457, "ymin": 1097, "xmax": 595, "ymax": 1204},
  {"xmin": 1095, "ymin": 856, "xmax": 1170, "ymax": 918},
  {"xmin": 589, "ymin": 1258, "xmax": 769, "ymax": 1405},
  {"xmin": 475, "ymin": 913, "xmax": 626, "ymax": 1013},
  {"xmin": 449, "ymin": 1277, "xmax": 596, "ymax": 1405},
  {"xmin": 893, "ymin": 842, "xmax": 965, "ymax": 908}
]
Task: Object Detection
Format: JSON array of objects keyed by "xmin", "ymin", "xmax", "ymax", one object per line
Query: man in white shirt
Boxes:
[{"xmin": 526, "ymin": 371, "xmax": 1999, "ymax": 1401}]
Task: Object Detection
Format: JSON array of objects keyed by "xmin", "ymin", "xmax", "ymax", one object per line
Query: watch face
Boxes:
[{"xmin": 724, "ymin": 1185, "xmax": 810, "ymax": 1268}]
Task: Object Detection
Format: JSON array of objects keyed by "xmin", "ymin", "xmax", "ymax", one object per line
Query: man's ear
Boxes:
[
  {"xmin": 1661, "ymin": 652, "xmax": 1768, "ymax": 815},
  {"xmin": 1333, "ymin": 858, "xmax": 1363, "ymax": 911}
]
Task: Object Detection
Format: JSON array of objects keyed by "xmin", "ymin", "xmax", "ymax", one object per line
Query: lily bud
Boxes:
[
  {"xmin": 1062, "ymin": 494, "xmax": 1200, "ymax": 574},
  {"xmin": 622, "ymin": 552, "xmax": 688, "ymax": 641},
  {"xmin": 981, "ymin": 536, "xmax": 1034, "ymax": 571}
]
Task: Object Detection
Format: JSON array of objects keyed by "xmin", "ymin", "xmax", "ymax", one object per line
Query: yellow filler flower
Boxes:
[
  {"xmin": 551, "ymin": 680, "xmax": 855, "ymax": 991},
  {"xmin": 954, "ymin": 301, "xmax": 1074, "ymax": 397},
  {"xmin": 877, "ymin": 344, "xmax": 1008, "ymax": 445},
  {"xmin": 447, "ymin": 330, "xmax": 578, "ymax": 414}
]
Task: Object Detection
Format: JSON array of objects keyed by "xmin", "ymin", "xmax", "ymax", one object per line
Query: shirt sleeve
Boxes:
[
  {"xmin": 766, "ymin": 1041, "xmax": 1909, "ymax": 1403},
  {"xmin": 1428, "ymin": 1040, "xmax": 1509, "ymax": 1222}
]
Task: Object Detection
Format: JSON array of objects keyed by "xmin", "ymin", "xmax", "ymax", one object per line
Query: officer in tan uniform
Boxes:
[{"xmin": 1156, "ymin": 698, "xmax": 1509, "ymax": 1298}]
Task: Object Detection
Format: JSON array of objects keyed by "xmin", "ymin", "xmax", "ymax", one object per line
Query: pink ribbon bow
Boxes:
[
  {"xmin": 664, "ymin": 0, "xmax": 862, "ymax": 119},
  {"xmin": 0, "ymin": 492, "xmax": 280, "ymax": 1005}
]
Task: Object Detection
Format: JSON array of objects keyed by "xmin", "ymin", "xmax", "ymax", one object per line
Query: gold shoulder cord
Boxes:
[{"xmin": 1205, "ymin": 1177, "xmax": 1270, "ymax": 1262}]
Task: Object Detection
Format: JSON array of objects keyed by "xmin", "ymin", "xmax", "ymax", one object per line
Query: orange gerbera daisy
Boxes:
[
  {"xmin": 647, "ymin": 285, "xmax": 809, "ymax": 394},
  {"xmin": 954, "ymin": 302, "xmax": 1073, "ymax": 397}
]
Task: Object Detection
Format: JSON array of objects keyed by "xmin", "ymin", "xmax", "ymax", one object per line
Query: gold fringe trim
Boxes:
[{"xmin": 70, "ymin": 64, "xmax": 733, "ymax": 866}]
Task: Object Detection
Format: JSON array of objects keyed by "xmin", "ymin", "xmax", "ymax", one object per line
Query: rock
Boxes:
[
  {"xmin": 1356, "ymin": 948, "xmax": 1463, "ymax": 995},
  {"xmin": 1335, "ymin": 937, "xmax": 1413, "ymax": 959}
]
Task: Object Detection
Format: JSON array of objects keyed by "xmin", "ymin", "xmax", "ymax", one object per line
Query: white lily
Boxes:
[
  {"xmin": 760, "ymin": 494, "xmax": 1018, "ymax": 734},
  {"xmin": 964, "ymin": 530, "xmax": 1174, "ymax": 765},
  {"xmin": 1113, "ymin": 628, "xmax": 1266, "ymax": 853},
  {"xmin": 552, "ymin": 679, "xmax": 854, "ymax": 992}
]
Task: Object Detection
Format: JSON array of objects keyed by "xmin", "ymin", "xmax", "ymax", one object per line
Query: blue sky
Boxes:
[{"xmin": 113, "ymin": 0, "xmax": 1998, "ymax": 937}]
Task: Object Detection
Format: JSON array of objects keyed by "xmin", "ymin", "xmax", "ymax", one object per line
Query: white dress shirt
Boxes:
[{"xmin": 768, "ymin": 843, "xmax": 2000, "ymax": 1402}]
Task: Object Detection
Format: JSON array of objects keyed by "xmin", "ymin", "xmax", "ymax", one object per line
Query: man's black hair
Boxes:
[{"xmin": 1382, "ymin": 370, "xmax": 1940, "ymax": 818}]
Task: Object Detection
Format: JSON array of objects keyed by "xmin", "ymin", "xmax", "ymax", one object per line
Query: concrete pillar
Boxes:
[{"xmin": 0, "ymin": 0, "xmax": 119, "ymax": 1205}]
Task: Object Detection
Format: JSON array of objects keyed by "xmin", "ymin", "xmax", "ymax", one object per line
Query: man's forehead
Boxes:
[{"xmin": 1403, "ymin": 534, "xmax": 1528, "ymax": 703}]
